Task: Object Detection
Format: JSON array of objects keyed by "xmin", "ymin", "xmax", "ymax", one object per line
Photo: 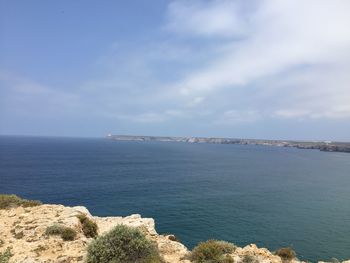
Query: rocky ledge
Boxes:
[{"xmin": 0, "ymin": 203, "xmax": 349, "ymax": 263}]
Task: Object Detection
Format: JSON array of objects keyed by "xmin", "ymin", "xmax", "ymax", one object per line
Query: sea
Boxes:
[{"xmin": 0, "ymin": 136, "xmax": 349, "ymax": 262}]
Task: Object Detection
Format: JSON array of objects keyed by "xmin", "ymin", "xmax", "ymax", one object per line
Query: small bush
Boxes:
[
  {"xmin": 167, "ymin": 234, "xmax": 181, "ymax": 243},
  {"xmin": 45, "ymin": 224, "xmax": 77, "ymax": 241},
  {"xmin": 243, "ymin": 254, "xmax": 257, "ymax": 263},
  {"xmin": 77, "ymin": 214, "xmax": 98, "ymax": 238},
  {"xmin": 0, "ymin": 194, "xmax": 41, "ymax": 209},
  {"xmin": 61, "ymin": 227, "xmax": 77, "ymax": 241},
  {"xmin": 190, "ymin": 240, "xmax": 236, "ymax": 263},
  {"xmin": 87, "ymin": 224, "xmax": 162, "ymax": 263},
  {"xmin": 21, "ymin": 199, "xmax": 42, "ymax": 208},
  {"xmin": 0, "ymin": 247, "xmax": 12, "ymax": 263},
  {"xmin": 45, "ymin": 224, "xmax": 64, "ymax": 235},
  {"xmin": 275, "ymin": 247, "xmax": 296, "ymax": 261}
]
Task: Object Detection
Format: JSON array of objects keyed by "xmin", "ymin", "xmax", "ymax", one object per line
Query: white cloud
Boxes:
[
  {"xmin": 116, "ymin": 112, "xmax": 166, "ymax": 123},
  {"xmin": 274, "ymin": 109, "xmax": 311, "ymax": 119},
  {"xmin": 274, "ymin": 106, "xmax": 350, "ymax": 120},
  {"xmin": 3, "ymin": 1, "xmax": 350, "ymax": 139},
  {"xmin": 166, "ymin": 0, "xmax": 249, "ymax": 37},
  {"xmin": 167, "ymin": 0, "xmax": 350, "ymax": 120},
  {"xmin": 0, "ymin": 72, "xmax": 79, "ymax": 117},
  {"xmin": 215, "ymin": 109, "xmax": 260, "ymax": 125},
  {"xmin": 114, "ymin": 109, "xmax": 187, "ymax": 124},
  {"xmin": 186, "ymin": 96, "xmax": 204, "ymax": 107}
]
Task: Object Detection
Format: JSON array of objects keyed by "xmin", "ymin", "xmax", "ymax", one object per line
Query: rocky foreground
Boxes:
[{"xmin": 0, "ymin": 203, "xmax": 349, "ymax": 263}]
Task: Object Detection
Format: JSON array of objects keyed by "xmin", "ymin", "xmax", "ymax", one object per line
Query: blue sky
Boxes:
[{"xmin": 1, "ymin": 0, "xmax": 350, "ymax": 141}]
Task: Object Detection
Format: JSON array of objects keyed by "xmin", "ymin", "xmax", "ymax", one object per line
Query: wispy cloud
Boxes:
[
  {"xmin": 166, "ymin": 0, "xmax": 350, "ymax": 120},
  {"xmin": 0, "ymin": 71, "xmax": 79, "ymax": 118},
  {"xmin": 2, "ymin": 0, "xmax": 350, "ymax": 139},
  {"xmin": 215, "ymin": 109, "xmax": 260, "ymax": 125},
  {"xmin": 111, "ymin": 109, "xmax": 188, "ymax": 124},
  {"xmin": 166, "ymin": 0, "xmax": 250, "ymax": 37}
]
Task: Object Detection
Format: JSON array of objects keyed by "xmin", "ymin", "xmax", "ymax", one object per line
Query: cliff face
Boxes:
[
  {"xmin": 0, "ymin": 204, "xmax": 348, "ymax": 263},
  {"xmin": 107, "ymin": 135, "xmax": 350, "ymax": 153},
  {"xmin": 0, "ymin": 204, "xmax": 189, "ymax": 263}
]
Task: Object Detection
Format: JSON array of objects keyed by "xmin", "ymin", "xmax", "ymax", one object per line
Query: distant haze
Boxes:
[{"xmin": 1, "ymin": 0, "xmax": 350, "ymax": 141}]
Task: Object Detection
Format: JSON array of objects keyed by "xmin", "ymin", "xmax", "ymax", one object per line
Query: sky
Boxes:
[{"xmin": 1, "ymin": 0, "xmax": 350, "ymax": 141}]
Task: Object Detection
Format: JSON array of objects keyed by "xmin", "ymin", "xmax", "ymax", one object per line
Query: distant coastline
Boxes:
[{"xmin": 107, "ymin": 134, "xmax": 350, "ymax": 153}]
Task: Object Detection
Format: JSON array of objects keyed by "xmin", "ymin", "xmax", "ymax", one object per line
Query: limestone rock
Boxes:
[
  {"xmin": 1, "ymin": 204, "xmax": 349, "ymax": 263},
  {"xmin": 0, "ymin": 204, "xmax": 190, "ymax": 263}
]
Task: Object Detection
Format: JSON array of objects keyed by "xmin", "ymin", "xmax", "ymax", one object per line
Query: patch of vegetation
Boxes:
[
  {"xmin": 0, "ymin": 248, "xmax": 12, "ymax": 263},
  {"xmin": 189, "ymin": 240, "xmax": 236, "ymax": 263},
  {"xmin": 61, "ymin": 227, "xmax": 77, "ymax": 241},
  {"xmin": 45, "ymin": 224, "xmax": 77, "ymax": 241},
  {"xmin": 167, "ymin": 234, "xmax": 181, "ymax": 243},
  {"xmin": 275, "ymin": 247, "xmax": 296, "ymax": 261},
  {"xmin": 161, "ymin": 233, "xmax": 181, "ymax": 242},
  {"xmin": 45, "ymin": 224, "xmax": 64, "ymax": 235},
  {"xmin": 86, "ymin": 224, "xmax": 162, "ymax": 263},
  {"xmin": 243, "ymin": 254, "xmax": 257, "ymax": 263},
  {"xmin": 77, "ymin": 214, "xmax": 98, "ymax": 238},
  {"xmin": 0, "ymin": 194, "xmax": 41, "ymax": 210}
]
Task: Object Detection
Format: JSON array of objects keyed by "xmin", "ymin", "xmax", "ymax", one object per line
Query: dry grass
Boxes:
[
  {"xmin": 45, "ymin": 224, "xmax": 77, "ymax": 241},
  {"xmin": 0, "ymin": 194, "xmax": 41, "ymax": 210},
  {"xmin": 77, "ymin": 214, "xmax": 98, "ymax": 238},
  {"xmin": 189, "ymin": 240, "xmax": 236, "ymax": 263},
  {"xmin": 275, "ymin": 247, "xmax": 296, "ymax": 261}
]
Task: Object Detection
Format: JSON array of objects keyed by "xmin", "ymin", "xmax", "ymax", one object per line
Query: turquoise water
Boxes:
[{"xmin": 0, "ymin": 136, "xmax": 349, "ymax": 261}]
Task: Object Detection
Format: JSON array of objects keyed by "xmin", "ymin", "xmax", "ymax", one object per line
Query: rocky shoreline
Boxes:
[
  {"xmin": 107, "ymin": 135, "xmax": 350, "ymax": 153},
  {"xmin": 1, "ymin": 202, "xmax": 349, "ymax": 263}
]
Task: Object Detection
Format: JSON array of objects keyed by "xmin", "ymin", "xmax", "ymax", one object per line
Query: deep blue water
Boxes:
[{"xmin": 0, "ymin": 136, "xmax": 350, "ymax": 261}]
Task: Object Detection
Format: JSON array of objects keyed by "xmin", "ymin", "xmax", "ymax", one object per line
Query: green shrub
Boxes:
[
  {"xmin": 243, "ymin": 254, "xmax": 257, "ymax": 263},
  {"xmin": 0, "ymin": 194, "xmax": 41, "ymax": 209},
  {"xmin": 167, "ymin": 234, "xmax": 181, "ymax": 243},
  {"xmin": 61, "ymin": 227, "xmax": 77, "ymax": 241},
  {"xmin": 77, "ymin": 214, "xmax": 98, "ymax": 238},
  {"xmin": 0, "ymin": 248, "xmax": 12, "ymax": 263},
  {"xmin": 189, "ymin": 240, "xmax": 236, "ymax": 263},
  {"xmin": 0, "ymin": 195, "xmax": 22, "ymax": 209},
  {"xmin": 45, "ymin": 224, "xmax": 77, "ymax": 241},
  {"xmin": 275, "ymin": 247, "xmax": 296, "ymax": 261},
  {"xmin": 45, "ymin": 224, "xmax": 64, "ymax": 235},
  {"xmin": 87, "ymin": 224, "xmax": 162, "ymax": 263},
  {"xmin": 21, "ymin": 199, "xmax": 42, "ymax": 208}
]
